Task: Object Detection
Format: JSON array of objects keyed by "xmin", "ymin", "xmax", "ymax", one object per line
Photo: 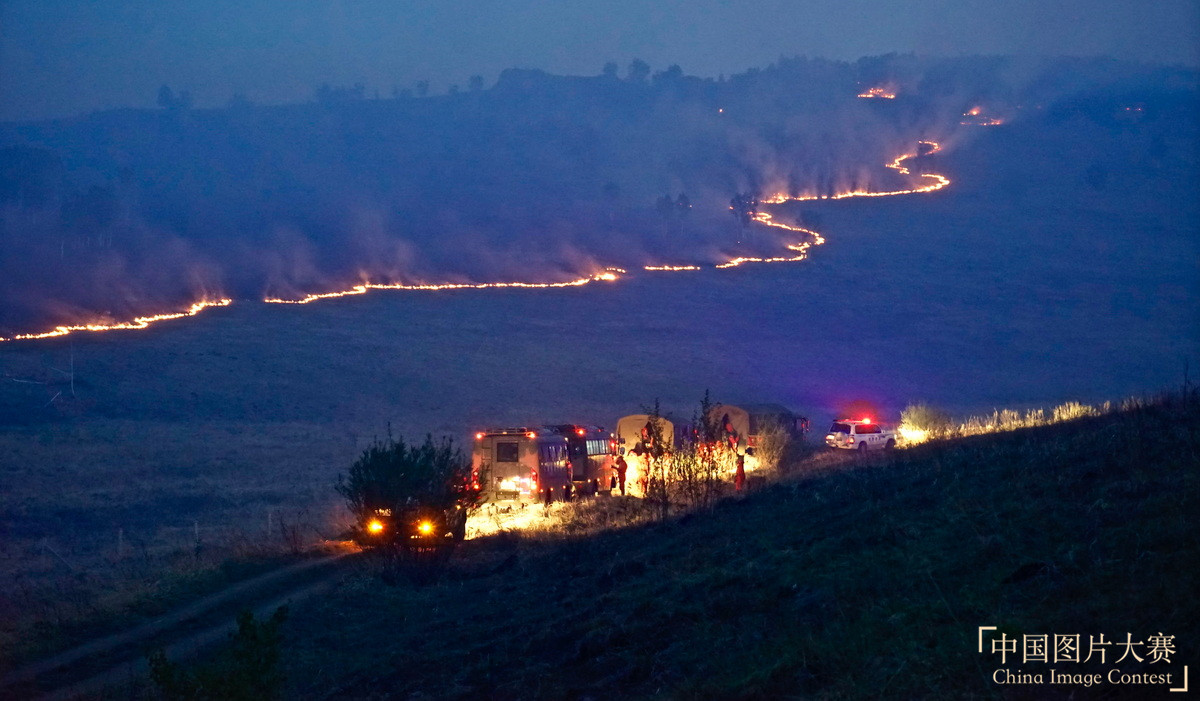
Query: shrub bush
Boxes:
[
  {"xmin": 335, "ymin": 434, "xmax": 478, "ymax": 524},
  {"xmin": 899, "ymin": 403, "xmax": 952, "ymax": 435}
]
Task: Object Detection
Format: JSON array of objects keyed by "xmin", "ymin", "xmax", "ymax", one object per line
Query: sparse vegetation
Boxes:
[
  {"xmin": 750, "ymin": 415, "xmax": 791, "ymax": 472},
  {"xmin": 149, "ymin": 607, "xmax": 288, "ymax": 700}
]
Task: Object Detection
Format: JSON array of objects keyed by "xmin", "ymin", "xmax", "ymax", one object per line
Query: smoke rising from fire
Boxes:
[{"xmin": 1, "ymin": 54, "xmax": 1193, "ymax": 338}]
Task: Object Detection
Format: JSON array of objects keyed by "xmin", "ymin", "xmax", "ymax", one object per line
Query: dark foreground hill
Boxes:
[{"xmin": 277, "ymin": 393, "xmax": 1198, "ymax": 698}]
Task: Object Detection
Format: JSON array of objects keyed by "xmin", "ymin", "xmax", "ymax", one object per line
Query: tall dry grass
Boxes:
[{"xmin": 896, "ymin": 396, "xmax": 1160, "ymax": 445}]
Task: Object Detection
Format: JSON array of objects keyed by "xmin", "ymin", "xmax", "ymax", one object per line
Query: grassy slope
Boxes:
[{"xmin": 282, "ymin": 394, "xmax": 1198, "ymax": 699}]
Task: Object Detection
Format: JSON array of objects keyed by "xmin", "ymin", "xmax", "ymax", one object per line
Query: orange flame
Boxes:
[
  {"xmin": 961, "ymin": 106, "xmax": 1003, "ymax": 126},
  {"xmin": 857, "ymin": 87, "xmax": 897, "ymax": 99},
  {"xmin": 760, "ymin": 140, "xmax": 950, "ymax": 204},
  {"xmin": 3, "ymin": 142, "xmax": 954, "ymax": 337},
  {"xmin": 263, "ymin": 271, "xmax": 622, "ymax": 304},
  {"xmin": 0, "ymin": 298, "xmax": 232, "ymax": 343}
]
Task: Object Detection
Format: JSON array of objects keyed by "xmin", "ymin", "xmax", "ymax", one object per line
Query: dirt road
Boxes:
[{"xmin": 1, "ymin": 550, "xmax": 354, "ymax": 699}]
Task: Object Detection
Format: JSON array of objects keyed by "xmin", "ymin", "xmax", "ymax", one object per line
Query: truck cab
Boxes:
[{"xmin": 825, "ymin": 419, "xmax": 896, "ymax": 451}]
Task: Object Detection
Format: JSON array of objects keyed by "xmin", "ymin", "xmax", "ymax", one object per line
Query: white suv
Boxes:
[{"xmin": 825, "ymin": 419, "xmax": 896, "ymax": 451}]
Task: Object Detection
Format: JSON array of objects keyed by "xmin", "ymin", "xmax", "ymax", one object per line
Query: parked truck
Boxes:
[{"xmin": 470, "ymin": 427, "xmax": 572, "ymax": 504}]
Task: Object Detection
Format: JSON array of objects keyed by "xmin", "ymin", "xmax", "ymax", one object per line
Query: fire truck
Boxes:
[
  {"xmin": 470, "ymin": 428, "xmax": 571, "ymax": 504},
  {"xmin": 471, "ymin": 425, "xmax": 617, "ymax": 503},
  {"xmin": 546, "ymin": 424, "xmax": 617, "ymax": 496},
  {"xmin": 357, "ymin": 502, "xmax": 467, "ymax": 551}
]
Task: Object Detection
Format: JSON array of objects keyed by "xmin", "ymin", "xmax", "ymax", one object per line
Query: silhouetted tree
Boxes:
[
  {"xmin": 729, "ymin": 193, "xmax": 757, "ymax": 227},
  {"xmin": 226, "ymin": 92, "xmax": 252, "ymax": 111},
  {"xmin": 415, "ymin": 80, "xmax": 430, "ymax": 97},
  {"xmin": 156, "ymin": 85, "xmax": 175, "ymax": 110},
  {"xmin": 652, "ymin": 64, "xmax": 684, "ymax": 89},
  {"xmin": 656, "ymin": 193, "xmax": 675, "ymax": 234},
  {"xmin": 336, "ymin": 434, "xmax": 479, "ymax": 528},
  {"xmin": 156, "ymin": 85, "xmax": 191, "ymax": 111},
  {"xmin": 315, "ymin": 83, "xmax": 365, "ymax": 104},
  {"xmin": 627, "ymin": 59, "xmax": 650, "ymax": 84},
  {"xmin": 468, "ymin": 75, "xmax": 484, "ymax": 92},
  {"xmin": 642, "ymin": 399, "xmax": 670, "ymax": 521}
]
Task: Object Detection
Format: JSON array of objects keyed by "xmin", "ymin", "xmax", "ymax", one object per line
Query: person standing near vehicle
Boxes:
[{"xmin": 614, "ymin": 454, "xmax": 628, "ymax": 495}]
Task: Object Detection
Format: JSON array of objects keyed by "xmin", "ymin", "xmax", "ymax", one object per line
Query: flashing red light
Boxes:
[
  {"xmin": 576, "ymin": 428, "xmax": 586, "ymax": 436},
  {"xmin": 526, "ymin": 431, "xmax": 536, "ymax": 439},
  {"xmin": 862, "ymin": 417, "xmax": 872, "ymax": 424},
  {"xmin": 475, "ymin": 432, "xmax": 484, "ymax": 440}
]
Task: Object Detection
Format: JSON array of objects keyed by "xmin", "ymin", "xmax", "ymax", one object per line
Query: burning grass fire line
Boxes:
[
  {"xmin": 0, "ymin": 299, "xmax": 232, "ymax": 343},
  {"xmin": 261, "ymin": 272, "xmax": 622, "ymax": 305},
  {"xmin": 961, "ymin": 106, "xmax": 1004, "ymax": 126},
  {"xmin": 1, "ymin": 143, "xmax": 951, "ymax": 336}
]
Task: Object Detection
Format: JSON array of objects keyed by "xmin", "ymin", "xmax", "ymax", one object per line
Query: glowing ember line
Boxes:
[
  {"xmin": 0, "ymin": 298, "xmax": 232, "ymax": 343},
  {"xmin": 6, "ymin": 140, "xmax": 953, "ymax": 337},
  {"xmin": 760, "ymin": 140, "xmax": 950, "ymax": 204},
  {"xmin": 961, "ymin": 107, "xmax": 1003, "ymax": 126},
  {"xmin": 857, "ymin": 87, "xmax": 896, "ymax": 99},
  {"xmin": 263, "ymin": 272, "xmax": 621, "ymax": 304},
  {"xmin": 727, "ymin": 140, "xmax": 948, "ymax": 268},
  {"xmin": 644, "ymin": 265, "xmax": 701, "ymax": 272}
]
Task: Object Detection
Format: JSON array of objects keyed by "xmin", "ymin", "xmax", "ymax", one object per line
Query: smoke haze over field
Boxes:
[{"xmin": 0, "ymin": 55, "xmax": 1197, "ymax": 335}]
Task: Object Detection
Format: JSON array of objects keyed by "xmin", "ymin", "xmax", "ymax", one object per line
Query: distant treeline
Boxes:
[{"xmin": 0, "ymin": 54, "xmax": 1195, "ymax": 333}]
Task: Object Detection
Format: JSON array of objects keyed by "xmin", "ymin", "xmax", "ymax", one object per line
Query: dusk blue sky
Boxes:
[{"xmin": 2, "ymin": 0, "xmax": 1198, "ymax": 121}]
